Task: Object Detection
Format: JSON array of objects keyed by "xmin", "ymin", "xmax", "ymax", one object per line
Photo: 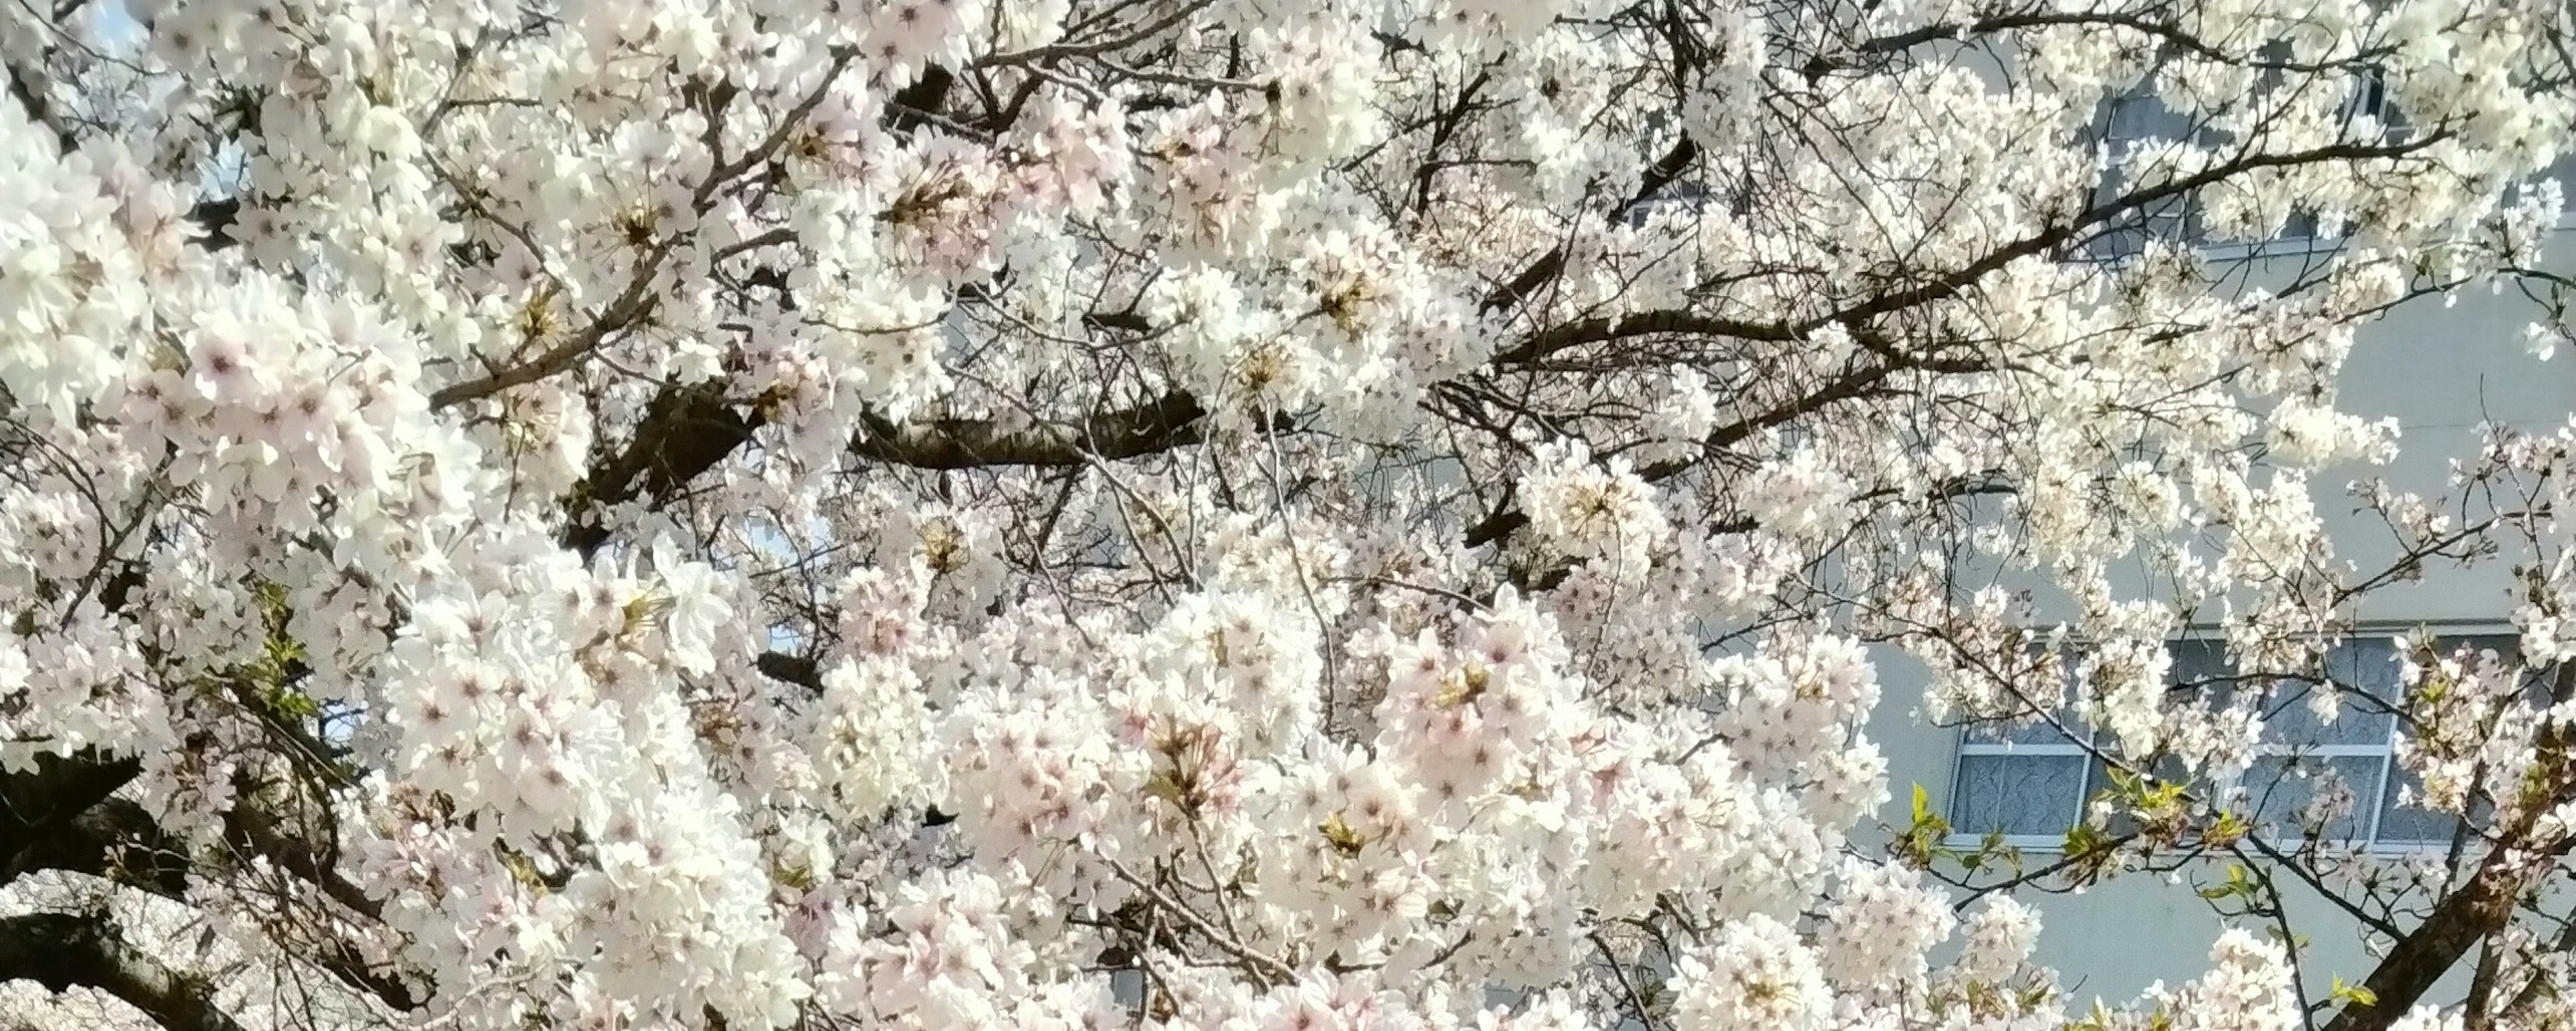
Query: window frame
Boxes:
[
  {"xmin": 1947, "ymin": 723, "xmax": 2104, "ymax": 852},
  {"xmin": 2084, "ymin": 60, "xmax": 2413, "ymax": 265},
  {"xmin": 1940, "ymin": 620, "xmax": 2520, "ymax": 855}
]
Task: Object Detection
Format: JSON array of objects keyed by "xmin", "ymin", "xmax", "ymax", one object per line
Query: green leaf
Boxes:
[
  {"xmin": 2199, "ymin": 863, "xmax": 2254, "ymax": 900},
  {"xmin": 1143, "ymin": 771, "xmax": 1189, "ymax": 812},
  {"xmin": 2332, "ymin": 977, "xmax": 2378, "ymax": 1008},
  {"xmin": 1320, "ymin": 811, "xmax": 1366, "ymax": 857}
]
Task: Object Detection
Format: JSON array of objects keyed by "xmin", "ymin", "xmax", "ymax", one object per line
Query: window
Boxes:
[
  {"xmin": 1945, "ymin": 633, "xmax": 2524, "ymax": 851},
  {"xmin": 2261, "ymin": 62, "xmax": 2402, "ymax": 245},
  {"xmin": 2511, "ymin": 142, "xmax": 2576, "ymax": 224},
  {"xmin": 2178, "ymin": 637, "xmax": 2460, "ymax": 847},
  {"xmin": 2085, "ymin": 88, "xmax": 2209, "ymax": 261},
  {"xmin": 1951, "ymin": 710, "xmax": 2108, "ymax": 843},
  {"xmin": 2346, "ymin": 64, "xmax": 2401, "ymax": 138},
  {"xmin": 2084, "ymin": 60, "xmax": 2402, "ymax": 261},
  {"xmin": 1621, "ymin": 178, "xmax": 1713, "ymax": 227}
]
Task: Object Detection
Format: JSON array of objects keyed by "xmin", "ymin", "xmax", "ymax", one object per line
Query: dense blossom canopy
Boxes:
[{"xmin": 4, "ymin": 0, "xmax": 2576, "ymax": 1030}]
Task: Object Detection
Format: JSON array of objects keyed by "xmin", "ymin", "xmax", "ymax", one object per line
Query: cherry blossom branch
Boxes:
[
  {"xmin": 1491, "ymin": 309, "xmax": 1796, "ymax": 366},
  {"xmin": 3, "ymin": 54, "xmax": 75, "ymax": 151},
  {"xmin": 977, "ymin": 0, "xmax": 1216, "ymax": 66},
  {"xmin": 848, "ymin": 390, "xmax": 1217, "ymax": 468},
  {"xmin": 2318, "ymin": 661, "xmax": 2576, "ymax": 1031},
  {"xmin": 1462, "ymin": 358, "xmax": 1933, "ymax": 548},
  {"xmin": 1846, "ymin": 11, "xmax": 2393, "ymax": 74},
  {"xmin": 1104, "ymin": 857, "xmax": 1296, "ymax": 985},
  {"xmin": 0, "ymin": 751, "xmax": 414, "ymax": 1012},
  {"xmin": 430, "ymin": 48, "xmax": 860, "ymax": 412},
  {"xmin": 1481, "ymin": 138, "xmax": 1699, "ymax": 313},
  {"xmin": 425, "ymin": 270, "xmax": 665, "ymax": 410}
]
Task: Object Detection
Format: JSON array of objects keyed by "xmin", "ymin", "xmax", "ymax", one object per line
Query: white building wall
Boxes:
[{"xmin": 1864, "ymin": 227, "xmax": 2576, "ymax": 1005}]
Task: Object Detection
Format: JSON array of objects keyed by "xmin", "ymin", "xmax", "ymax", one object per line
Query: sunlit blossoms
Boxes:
[{"xmin": 5, "ymin": 0, "xmax": 2576, "ymax": 1030}]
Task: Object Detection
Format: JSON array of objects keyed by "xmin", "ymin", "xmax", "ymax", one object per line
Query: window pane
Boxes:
[
  {"xmin": 2325, "ymin": 638, "xmax": 2406, "ymax": 697},
  {"xmin": 1963, "ymin": 652, "xmax": 2083, "ymax": 744},
  {"xmin": 2093, "ymin": 90, "xmax": 2208, "ymax": 259},
  {"xmin": 1953, "ymin": 755, "xmax": 2087, "ymax": 837},
  {"xmin": 2168, "ymin": 639, "xmax": 2234, "ymax": 686},
  {"xmin": 2448, "ymin": 633, "xmax": 2522, "ymax": 659},
  {"xmin": 2108, "ymin": 93, "xmax": 2190, "ymax": 144},
  {"xmin": 2178, "ymin": 639, "xmax": 2397, "ymax": 747},
  {"xmin": 2518, "ymin": 158, "xmax": 2576, "ymax": 211},
  {"xmin": 2279, "ymin": 209, "xmax": 2322, "ymax": 241},
  {"xmin": 2374, "ymin": 765, "xmax": 2465, "ymax": 846},
  {"xmin": 2260, "ymin": 680, "xmax": 2394, "ymax": 747},
  {"xmin": 1965, "ymin": 712, "xmax": 2087, "ymax": 746},
  {"xmin": 2434, "ymin": 635, "xmax": 2551, "ymax": 705},
  {"xmin": 2169, "ymin": 640, "xmax": 2290, "ymax": 735},
  {"xmin": 2242, "ymin": 755, "xmax": 2381, "ymax": 842}
]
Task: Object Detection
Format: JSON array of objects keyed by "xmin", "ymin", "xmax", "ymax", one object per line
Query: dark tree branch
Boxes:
[
  {"xmin": 427, "ymin": 271, "xmax": 665, "ymax": 409},
  {"xmin": 0, "ymin": 751, "xmax": 419, "ymax": 1014},
  {"xmin": 1491, "ymin": 309, "xmax": 1796, "ymax": 366},
  {"xmin": 1, "ymin": 751, "xmax": 143, "ymax": 888},
  {"xmin": 3, "ymin": 57, "xmax": 77, "ymax": 154},
  {"xmin": 2488, "ymin": 914, "xmax": 2576, "ymax": 1030},
  {"xmin": 564, "ymin": 387, "xmax": 1230, "ymax": 557},
  {"xmin": 884, "ymin": 64, "xmax": 957, "ymax": 135},
  {"xmin": 564, "ymin": 381, "xmax": 765, "ymax": 557},
  {"xmin": 755, "ymin": 651, "xmax": 820, "ymax": 690},
  {"xmin": 2322, "ymin": 662, "xmax": 2576, "ymax": 1031},
  {"xmin": 1481, "ymin": 138, "xmax": 1700, "ymax": 313},
  {"xmin": 189, "ymin": 197, "xmax": 242, "ymax": 252},
  {"xmin": 1846, "ymin": 10, "xmax": 2382, "ymax": 74},
  {"xmin": 0, "ymin": 910, "xmax": 250, "ymax": 1031},
  {"xmin": 222, "ymin": 790, "xmax": 381, "ymax": 924},
  {"xmin": 2318, "ymin": 841, "xmax": 2565, "ymax": 1031},
  {"xmin": 2, "ymin": 796, "xmax": 188, "ymax": 900},
  {"xmin": 849, "ymin": 390, "xmax": 1215, "ymax": 469},
  {"xmin": 1460, "ymin": 358, "xmax": 1925, "ymax": 548}
]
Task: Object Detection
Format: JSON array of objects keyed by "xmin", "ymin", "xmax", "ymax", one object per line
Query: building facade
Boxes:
[{"xmin": 1863, "ymin": 207, "xmax": 2576, "ymax": 1003}]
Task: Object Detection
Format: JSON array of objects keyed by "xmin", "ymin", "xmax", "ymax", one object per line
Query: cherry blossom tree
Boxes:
[{"xmin": 3, "ymin": 0, "xmax": 2576, "ymax": 1030}]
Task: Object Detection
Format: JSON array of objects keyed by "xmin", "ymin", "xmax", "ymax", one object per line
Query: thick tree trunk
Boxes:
[
  {"xmin": 2320, "ymin": 853, "xmax": 2532, "ymax": 1031},
  {"xmin": 0, "ymin": 911, "xmax": 248, "ymax": 1031},
  {"xmin": 1, "ymin": 752, "xmax": 142, "ymax": 887},
  {"xmin": 2325, "ymin": 664, "xmax": 2576, "ymax": 1031}
]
